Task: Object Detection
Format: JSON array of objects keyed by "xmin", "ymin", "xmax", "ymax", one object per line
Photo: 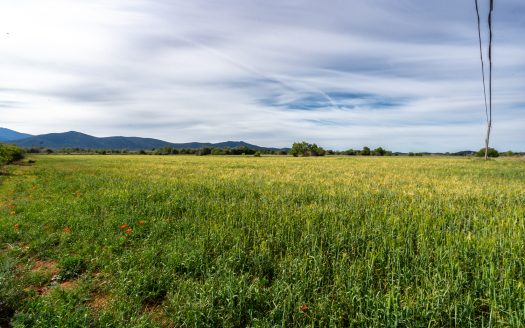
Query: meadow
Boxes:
[{"xmin": 1, "ymin": 155, "xmax": 525, "ymax": 327}]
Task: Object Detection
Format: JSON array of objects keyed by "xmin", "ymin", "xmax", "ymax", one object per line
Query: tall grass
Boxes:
[{"xmin": 1, "ymin": 155, "xmax": 524, "ymax": 327}]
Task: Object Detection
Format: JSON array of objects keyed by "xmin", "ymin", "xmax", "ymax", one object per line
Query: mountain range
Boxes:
[{"xmin": 0, "ymin": 128, "xmax": 283, "ymax": 151}]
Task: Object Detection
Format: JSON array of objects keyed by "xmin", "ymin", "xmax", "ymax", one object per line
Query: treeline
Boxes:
[
  {"xmin": 25, "ymin": 146, "xmax": 288, "ymax": 156},
  {"xmin": 291, "ymin": 143, "xmax": 394, "ymax": 157},
  {"xmin": 18, "ymin": 144, "xmax": 523, "ymax": 157}
]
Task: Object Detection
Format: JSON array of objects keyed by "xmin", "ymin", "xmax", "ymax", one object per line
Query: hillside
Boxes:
[
  {"xmin": 11, "ymin": 131, "xmax": 281, "ymax": 151},
  {"xmin": 0, "ymin": 127, "xmax": 33, "ymax": 142}
]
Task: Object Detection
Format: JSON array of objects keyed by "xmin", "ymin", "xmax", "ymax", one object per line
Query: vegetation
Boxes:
[
  {"xmin": 289, "ymin": 142, "xmax": 326, "ymax": 157},
  {"xmin": 476, "ymin": 147, "xmax": 499, "ymax": 158},
  {"xmin": 1, "ymin": 155, "xmax": 525, "ymax": 326},
  {"xmin": 0, "ymin": 144, "xmax": 24, "ymax": 166}
]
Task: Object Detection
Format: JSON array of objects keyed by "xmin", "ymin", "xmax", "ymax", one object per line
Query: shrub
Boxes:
[
  {"xmin": 0, "ymin": 144, "xmax": 24, "ymax": 165},
  {"xmin": 476, "ymin": 147, "xmax": 499, "ymax": 158}
]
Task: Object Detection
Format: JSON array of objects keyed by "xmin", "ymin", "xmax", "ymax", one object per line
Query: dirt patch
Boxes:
[
  {"xmin": 32, "ymin": 260, "xmax": 59, "ymax": 275},
  {"xmin": 88, "ymin": 293, "xmax": 111, "ymax": 312},
  {"xmin": 58, "ymin": 280, "xmax": 77, "ymax": 290}
]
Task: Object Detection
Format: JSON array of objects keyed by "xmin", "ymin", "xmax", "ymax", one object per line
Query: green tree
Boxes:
[
  {"xmin": 290, "ymin": 142, "xmax": 309, "ymax": 157},
  {"xmin": 361, "ymin": 146, "xmax": 371, "ymax": 156},
  {"xmin": 476, "ymin": 147, "xmax": 499, "ymax": 158},
  {"xmin": 290, "ymin": 142, "xmax": 325, "ymax": 157},
  {"xmin": 373, "ymin": 147, "xmax": 386, "ymax": 156}
]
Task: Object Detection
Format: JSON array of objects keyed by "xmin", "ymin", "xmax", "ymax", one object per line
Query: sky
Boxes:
[{"xmin": 0, "ymin": 0, "xmax": 524, "ymax": 151}]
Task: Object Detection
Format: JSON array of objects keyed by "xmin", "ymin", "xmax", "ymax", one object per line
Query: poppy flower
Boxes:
[
  {"xmin": 125, "ymin": 228, "xmax": 133, "ymax": 233},
  {"xmin": 63, "ymin": 227, "xmax": 72, "ymax": 232},
  {"xmin": 138, "ymin": 220, "xmax": 145, "ymax": 225},
  {"xmin": 14, "ymin": 223, "xmax": 20, "ymax": 230},
  {"xmin": 299, "ymin": 304, "xmax": 308, "ymax": 312},
  {"xmin": 119, "ymin": 224, "xmax": 127, "ymax": 229}
]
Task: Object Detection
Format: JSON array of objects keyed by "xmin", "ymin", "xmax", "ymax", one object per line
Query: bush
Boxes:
[
  {"xmin": 0, "ymin": 144, "xmax": 24, "ymax": 165},
  {"xmin": 476, "ymin": 147, "xmax": 499, "ymax": 158}
]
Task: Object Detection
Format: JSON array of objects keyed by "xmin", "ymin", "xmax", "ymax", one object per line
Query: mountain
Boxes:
[
  {"xmin": 11, "ymin": 131, "xmax": 283, "ymax": 151},
  {"xmin": 0, "ymin": 127, "xmax": 33, "ymax": 142}
]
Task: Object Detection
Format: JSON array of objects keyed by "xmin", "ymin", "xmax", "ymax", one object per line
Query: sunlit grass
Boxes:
[{"xmin": 1, "ymin": 155, "xmax": 524, "ymax": 327}]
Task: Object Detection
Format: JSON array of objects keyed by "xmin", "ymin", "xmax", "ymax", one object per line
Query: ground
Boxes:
[{"xmin": 1, "ymin": 155, "xmax": 524, "ymax": 327}]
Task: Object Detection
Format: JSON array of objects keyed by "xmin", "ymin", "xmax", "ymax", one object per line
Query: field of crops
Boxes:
[{"xmin": 1, "ymin": 155, "xmax": 524, "ymax": 327}]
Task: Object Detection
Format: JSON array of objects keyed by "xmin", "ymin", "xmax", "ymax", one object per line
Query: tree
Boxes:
[
  {"xmin": 476, "ymin": 147, "xmax": 499, "ymax": 158},
  {"xmin": 372, "ymin": 147, "xmax": 386, "ymax": 156},
  {"xmin": 289, "ymin": 142, "xmax": 325, "ymax": 157},
  {"xmin": 290, "ymin": 142, "xmax": 309, "ymax": 157},
  {"xmin": 361, "ymin": 146, "xmax": 371, "ymax": 156}
]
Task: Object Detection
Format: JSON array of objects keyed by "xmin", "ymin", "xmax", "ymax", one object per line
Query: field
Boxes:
[{"xmin": 1, "ymin": 155, "xmax": 525, "ymax": 327}]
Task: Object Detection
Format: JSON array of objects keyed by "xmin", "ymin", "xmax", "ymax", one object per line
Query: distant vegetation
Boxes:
[{"xmin": 17, "ymin": 143, "xmax": 523, "ymax": 158}]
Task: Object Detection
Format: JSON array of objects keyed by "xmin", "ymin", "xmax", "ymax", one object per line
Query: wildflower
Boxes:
[
  {"xmin": 63, "ymin": 227, "xmax": 72, "ymax": 232},
  {"xmin": 14, "ymin": 224, "xmax": 20, "ymax": 230},
  {"xmin": 138, "ymin": 220, "xmax": 145, "ymax": 224},
  {"xmin": 125, "ymin": 228, "xmax": 133, "ymax": 233},
  {"xmin": 119, "ymin": 224, "xmax": 127, "ymax": 229},
  {"xmin": 10, "ymin": 211, "xmax": 16, "ymax": 215},
  {"xmin": 299, "ymin": 304, "xmax": 308, "ymax": 312}
]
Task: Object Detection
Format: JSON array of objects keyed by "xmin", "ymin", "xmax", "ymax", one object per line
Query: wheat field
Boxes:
[{"xmin": 1, "ymin": 155, "xmax": 525, "ymax": 327}]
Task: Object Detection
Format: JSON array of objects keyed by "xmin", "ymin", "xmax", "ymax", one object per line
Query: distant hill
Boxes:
[
  {"xmin": 11, "ymin": 131, "xmax": 283, "ymax": 151},
  {"xmin": 0, "ymin": 127, "xmax": 33, "ymax": 142}
]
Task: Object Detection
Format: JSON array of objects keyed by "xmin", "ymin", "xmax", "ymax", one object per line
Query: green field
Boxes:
[{"xmin": 1, "ymin": 155, "xmax": 525, "ymax": 327}]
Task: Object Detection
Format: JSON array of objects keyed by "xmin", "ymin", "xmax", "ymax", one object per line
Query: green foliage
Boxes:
[
  {"xmin": 372, "ymin": 147, "xmax": 386, "ymax": 156},
  {"xmin": 1, "ymin": 156, "xmax": 525, "ymax": 326},
  {"xmin": 289, "ymin": 141, "xmax": 325, "ymax": 157},
  {"xmin": 0, "ymin": 144, "xmax": 24, "ymax": 165},
  {"xmin": 476, "ymin": 147, "xmax": 500, "ymax": 158},
  {"xmin": 254, "ymin": 151, "xmax": 261, "ymax": 157},
  {"xmin": 58, "ymin": 256, "xmax": 85, "ymax": 281},
  {"xmin": 361, "ymin": 146, "xmax": 371, "ymax": 156}
]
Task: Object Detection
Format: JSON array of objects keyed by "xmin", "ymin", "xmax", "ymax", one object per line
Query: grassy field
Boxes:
[{"xmin": 1, "ymin": 155, "xmax": 525, "ymax": 327}]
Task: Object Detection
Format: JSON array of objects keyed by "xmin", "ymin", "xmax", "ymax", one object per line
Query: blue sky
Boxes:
[{"xmin": 0, "ymin": 0, "xmax": 524, "ymax": 151}]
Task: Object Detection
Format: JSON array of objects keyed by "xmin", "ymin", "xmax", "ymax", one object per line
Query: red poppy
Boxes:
[
  {"xmin": 125, "ymin": 228, "xmax": 133, "ymax": 233},
  {"xmin": 119, "ymin": 224, "xmax": 127, "ymax": 229},
  {"xmin": 299, "ymin": 304, "xmax": 308, "ymax": 312},
  {"xmin": 63, "ymin": 227, "xmax": 72, "ymax": 232}
]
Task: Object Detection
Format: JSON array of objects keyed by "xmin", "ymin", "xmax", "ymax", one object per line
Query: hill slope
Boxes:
[
  {"xmin": 12, "ymin": 131, "xmax": 281, "ymax": 151},
  {"xmin": 0, "ymin": 127, "xmax": 33, "ymax": 142}
]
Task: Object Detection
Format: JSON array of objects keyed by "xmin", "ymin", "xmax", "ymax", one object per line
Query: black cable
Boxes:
[{"xmin": 474, "ymin": 0, "xmax": 489, "ymax": 123}]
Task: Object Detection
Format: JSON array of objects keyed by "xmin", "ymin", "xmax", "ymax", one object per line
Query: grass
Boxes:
[{"xmin": 1, "ymin": 155, "xmax": 525, "ymax": 327}]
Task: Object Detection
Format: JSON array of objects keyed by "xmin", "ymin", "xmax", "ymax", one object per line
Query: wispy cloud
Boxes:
[{"xmin": 0, "ymin": 0, "xmax": 523, "ymax": 151}]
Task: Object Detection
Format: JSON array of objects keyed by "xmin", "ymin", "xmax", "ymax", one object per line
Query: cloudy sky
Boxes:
[{"xmin": 0, "ymin": 0, "xmax": 523, "ymax": 151}]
